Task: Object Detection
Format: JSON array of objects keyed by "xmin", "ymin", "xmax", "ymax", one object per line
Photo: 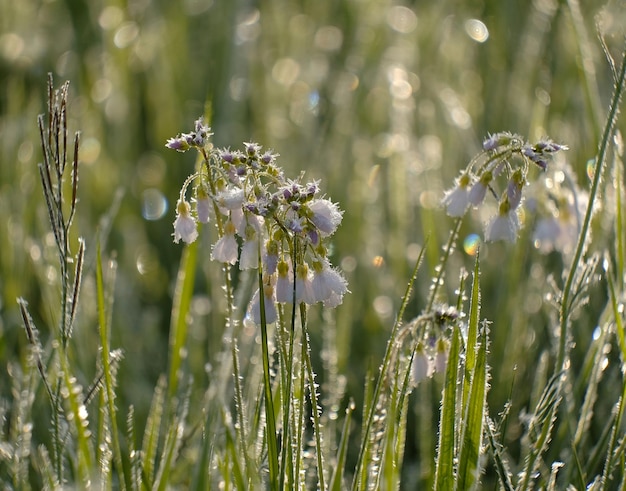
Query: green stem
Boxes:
[
  {"xmin": 301, "ymin": 304, "xmax": 326, "ymax": 490},
  {"xmin": 427, "ymin": 216, "xmax": 463, "ymax": 312},
  {"xmin": 259, "ymin": 269, "xmax": 280, "ymax": 489},
  {"xmin": 96, "ymin": 243, "xmax": 126, "ymax": 490},
  {"xmin": 278, "ymin": 305, "xmax": 296, "ymax": 491},
  {"xmin": 556, "ymin": 44, "xmax": 626, "ymax": 374}
]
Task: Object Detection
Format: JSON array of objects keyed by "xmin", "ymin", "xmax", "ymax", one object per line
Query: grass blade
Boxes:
[
  {"xmin": 153, "ymin": 386, "xmax": 190, "ymax": 491},
  {"xmin": 167, "ymin": 240, "xmax": 198, "ymax": 401},
  {"xmin": 434, "ymin": 326, "xmax": 461, "ymax": 491},
  {"xmin": 96, "ymin": 241, "xmax": 127, "ymax": 490},
  {"xmin": 517, "ymin": 372, "xmax": 563, "ymax": 491},
  {"xmin": 486, "ymin": 418, "xmax": 515, "ymax": 491},
  {"xmin": 458, "ymin": 323, "xmax": 488, "ymax": 490},
  {"xmin": 330, "ymin": 400, "xmax": 354, "ymax": 491},
  {"xmin": 463, "ymin": 251, "xmax": 481, "ymax": 410},
  {"xmin": 141, "ymin": 375, "xmax": 167, "ymax": 488}
]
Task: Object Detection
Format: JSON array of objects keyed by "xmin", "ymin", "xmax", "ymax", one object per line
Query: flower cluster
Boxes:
[
  {"xmin": 166, "ymin": 117, "xmax": 348, "ymax": 324},
  {"xmin": 409, "ymin": 305, "xmax": 459, "ymax": 385},
  {"xmin": 442, "ymin": 131, "xmax": 568, "ymax": 242}
]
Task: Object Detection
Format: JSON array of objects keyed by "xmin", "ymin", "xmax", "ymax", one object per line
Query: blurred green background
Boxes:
[{"xmin": 1, "ymin": 0, "xmax": 625, "ymax": 483}]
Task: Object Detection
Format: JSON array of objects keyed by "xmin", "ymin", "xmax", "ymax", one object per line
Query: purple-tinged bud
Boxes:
[
  {"xmin": 165, "ymin": 137, "xmax": 190, "ymax": 152},
  {"xmin": 506, "ymin": 169, "xmax": 525, "ymax": 210},
  {"xmin": 482, "ymin": 131, "xmax": 522, "ymax": 151},
  {"xmin": 534, "ymin": 139, "xmax": 568, "ymax": 153},
  {"xmin": 244, "ymin": 142, "xmax": 261, "ymax": 156},
  {"xmin": 482, "ymin": 133, "xmax": 499, "ymax": 151},
  {"xmin": 305, "ymin": 180, "xmax": 320, "ymax": 198},
  {"xmin": 307, "ymin": 228, "xmax": 320, "ymax": 246},
  {"xmin": 220, "ymin": 150, "xmax": 234, "ymax": 163},
  {"xmin": 261, "ymin": 150, "xmax": 278, "ymax": 164}
]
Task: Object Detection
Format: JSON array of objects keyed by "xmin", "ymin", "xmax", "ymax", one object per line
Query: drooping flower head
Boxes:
[
  {"xmin": 442, "ymin": 172, "xmax": 472, "ymax": 217},
  {"xmin": 441, "ymin": 131, "xmax": 567, "ymax": 244},
  {"xmin": 307, "ymin": 198, "xmax": 343, "ymax": 236},
  {"xmin": 173, "ymin": 199, "xmax": 198, "ymax": 244},
  {"xmin": 485, "ymin": 198, "xmax": 520, "ymax": 243},
  {"xmin": 211, "ymin": 220, "xmax": 238, "ymax": 264}
]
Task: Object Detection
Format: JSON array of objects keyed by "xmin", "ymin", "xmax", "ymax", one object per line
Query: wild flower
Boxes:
[
  {"xmin": 526, "ymin": 162, "xmax": 586, "ymax": 256},
  {"xmin": 484, "ymin": 199, "xmax": 520, "ymax": 243},
  {"xmin": 275, "ymin": 259, "xmax": 294, "ymax": 303},
  {"xmin": 310, "ymin": 258, "xmax": 349, "ymax": 306},
  {"xmin": 246, "ymin": 282, "xmax": 278, "ymax": 325},
  {"xmin": 173, "ymin": 199, "xmax": 198, "ymax": 244},
  {"xmin": 434, "ymin": 337, "xmax": 449, "ymax": 374},
  {"xmin": 263, "ymin": 239, "xmax": 280, "ymax": 275},
  {"xmin": 412, "ymin": 342, "xmax": 433, "ymax": 385},
  {"xmin": 442, "ymin": 172, "xmax": 472, "ymax": 217},
  {"xmin": 468, "ymin": 170, "xmax": 492, "ymax": 206},
  {"xmin": 166, "ymin": 117, "xmax": 348, "ymax": 324},
  {"xmin": 295, "ymin": 263, "xmax": 316, "ymax": 305},
  {"xmin": 307, "ymin": 198, "xmax": 343, "ymax": 236},
  {"xmin": 195, "ymin": 185, "xmax": 211, "ymax": 224},
  {"xmin": 211, "ymin": 220, "xmax": 238, "ymax": 264},
  {"xmin": 442, "ymin": 131, "xmax": 567, "ymax": 243}
]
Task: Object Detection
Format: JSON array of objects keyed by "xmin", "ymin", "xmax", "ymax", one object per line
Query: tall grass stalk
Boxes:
[
  {"xmin": 557, "ymin": 41, "xmax": 626, "ymax": 374},
  {"xmin": 95, "ymin": 242, "xmax": 127, "ymax": 489}
]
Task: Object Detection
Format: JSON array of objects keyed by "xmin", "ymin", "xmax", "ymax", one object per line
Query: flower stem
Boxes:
[
  {"xmin": 427, "ymin": 216, "xmax": 463, "ymax": 312},
  {"xmin": 259, "ymin": 268, "xmax": 280, "ymax": 489}
]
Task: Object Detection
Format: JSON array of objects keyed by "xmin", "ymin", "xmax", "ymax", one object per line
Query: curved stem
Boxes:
[
  {"xmin": 427, "ymin": 216, "xmax": 464, "ymax": 312},
  {"xmin": 556, "ymin": 43, "xmax": 626, "ymax": 374}
]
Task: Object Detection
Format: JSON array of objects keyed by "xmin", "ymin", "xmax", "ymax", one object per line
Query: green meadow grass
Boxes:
[{"xmin": 2, "ymin": 0, "xmax": 626, "ymax": 489}]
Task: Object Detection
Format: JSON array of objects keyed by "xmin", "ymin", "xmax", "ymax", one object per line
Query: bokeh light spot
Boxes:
[
  {"xmin": 0, "ymin": 33, "xmax": 25, "ymax": 61},
  {"xmin": 314, "ymin": 25, "xmax": 343, "ymax": 52},
  {"xmin": 463, "ymin": 234, "xmax": 481, "ymax": 255},
  {"xmin": 308, "ymin": 90, "xmax": 320, "ymax": 111},
  {"xmin": 91, "ymin": 78, "xmax": 112, "ymax": 103},
  {"xmin": 272, "ymin": 58, "xmax": 300, "ymax": 87},
  {"xmin": 373, "ymin": 295, "xmax": 393, "ymax": 318},
  {"xmin": 80, "ymin": 137, "xmax": 101, "ymax": 165},
  {"xmin": 136, "ymin": 246, "xmax": 159, "ymax": 275},
  {"xmin": 114, "ymin": 22, "xmax": 139, "ymax": 49},
  {"xmin": 464, "ymin": 19, "xmax": 489, "ymax": 43},
  {"xmin": 99, "ymin": 6, "xmax": 124, "ymax": 30},
  {"xmin": 142, "ymin": 188, "xmax": 168, "ymax": 221},
  {"xmin": 341, "ymin": 256, "xmax": 356, "ymax": 273},
  {"xmin": 17, "ymin": 141, "xmax": 34, "ymax": 164},
  {"xmin": 387, "ymin": 6, "xmax": 418, "ymax": 34}
]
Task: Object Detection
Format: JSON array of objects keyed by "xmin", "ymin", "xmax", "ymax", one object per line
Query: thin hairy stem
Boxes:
[{"xmin": 556, "ymin": 42, "xmax": 626, "ymax": 374}]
